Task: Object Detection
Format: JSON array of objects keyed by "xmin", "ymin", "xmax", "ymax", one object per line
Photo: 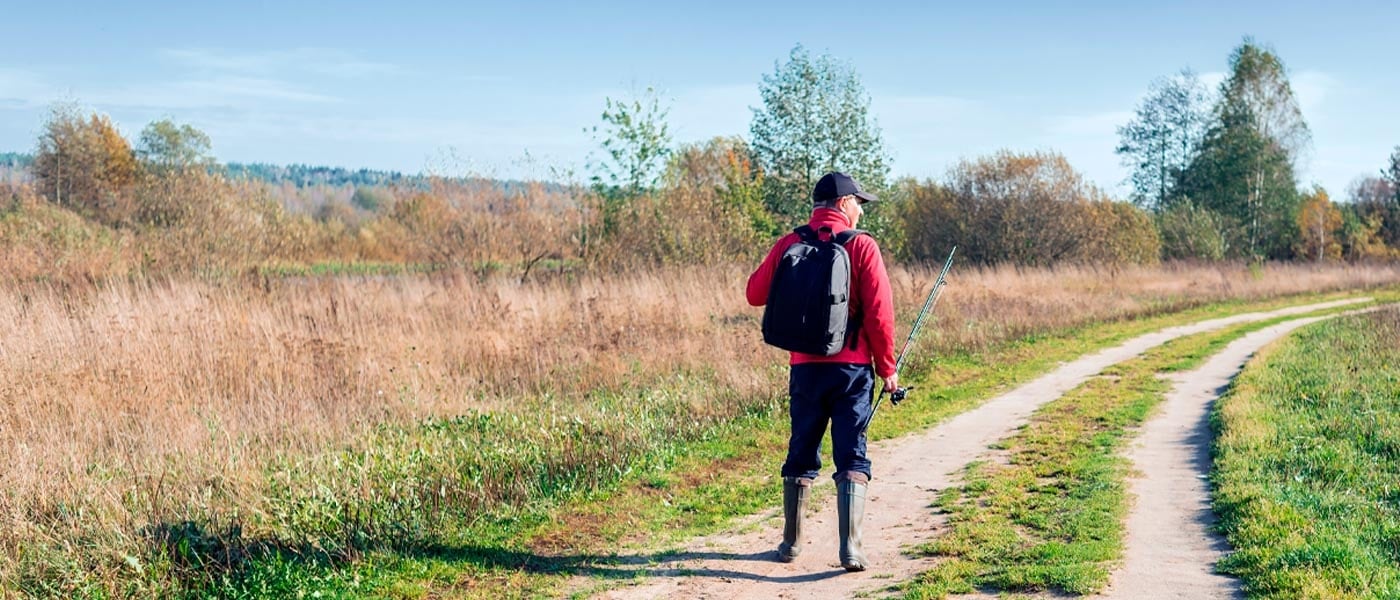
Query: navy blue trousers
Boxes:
[{"xmin": 781, "ymin": 363, "xmax": 874, "ymax": 481}]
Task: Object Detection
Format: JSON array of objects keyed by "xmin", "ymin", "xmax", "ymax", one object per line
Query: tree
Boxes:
[
  {"xmin": 1173, "ymin": 108, "xmax": 1295, "ymax": 258},
  {"xmin": 587, "ymin": 86, "xmax": 672, "ymax": 198},
  {"xmin": 750, "ymin": 45, "xmax": 890, "ymax": 226},
  {"xmin": 1349, "ymin": 174, "xmax": 1400, "ymax": 250},
  {"xmin": 586, "ymin": 87, "xmax": 673, "ymax": 239},
  {"xmin": 1172, "ymin": 39, "xmax": 1309, "ymax": 260},
  {"xmin": 1117, "ymin": 69, "xmax": 1211, "ymax": 211},
  {"xmin": 1219, "ymin": 38, "xmax": 1310, "ymax": 259},
  {"xmin": 1221, "ymin": 39, "xmax": 1311, "ymax": 167},
  {"xmin": 1294, "ymin": 186, "xmax": 1342, "ymax": 261},
  {"xmin": 350, "ymin": 186, "xmax": 393, "ymax": 213},
  {"xmin": 137, "ymin": 119, "xmax": 213, "ymax": 172},
  {"xmin": 1339, "ymin": 202, "xmax": 1391, "ymax": 261},
  {"xmin": 32, "ymin": 104, "xmax": 138, "ymax": 223},
  {"xmin": 1388, "ymin": 146, "xmax": 1400, "ymax": 207}
]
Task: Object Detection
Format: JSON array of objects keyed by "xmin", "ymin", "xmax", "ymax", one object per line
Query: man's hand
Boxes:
[{"xmin": 883, "ymin": 374, "xmax": 899, "ymax": 394}]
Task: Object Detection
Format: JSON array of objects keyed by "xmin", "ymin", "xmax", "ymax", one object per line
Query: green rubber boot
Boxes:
[
  {"xmin": 776, "ymin": 476, "xmax": 810, "ymax": 562},
  {"xmin": 837, "ymin": 474, "xmax": 869, "ymax": 571}
]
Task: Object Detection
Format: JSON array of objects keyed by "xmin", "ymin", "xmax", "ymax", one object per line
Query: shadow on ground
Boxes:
[
  {"xmin": 147, "ymin": 518, "xmax": 848, "ymax": 593},
  {"xmin": 399, "ymin": 542, "xmax": 849, "ymax": 585}
]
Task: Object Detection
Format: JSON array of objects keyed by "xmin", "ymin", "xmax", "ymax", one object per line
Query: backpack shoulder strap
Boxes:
[
  {"xmin": 834, "ymin": 228, "xmax": 868, "ymax": 246},
  {"xmin": 836, "ymin": 228, "xmax": 870, "ymax": 351}
]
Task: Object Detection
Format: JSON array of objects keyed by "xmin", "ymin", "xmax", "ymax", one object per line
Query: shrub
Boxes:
[
  {"xmin": 900, "ymin": 151, "xmax": 1158, "ymax": 266},
  {"xmin": 1157, "ymin": 202, "xmax": 1228, "ymax": 261}
]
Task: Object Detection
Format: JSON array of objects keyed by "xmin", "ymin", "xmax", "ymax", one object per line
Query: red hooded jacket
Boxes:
[{"xmin": 746, "ymin": 208, "xmax": 896, "ymax": 378}]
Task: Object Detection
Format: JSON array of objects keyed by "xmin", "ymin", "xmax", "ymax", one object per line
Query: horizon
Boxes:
[{"xmin": 4, "ymin": 1, "xmax": 1398, "ymax": 197}]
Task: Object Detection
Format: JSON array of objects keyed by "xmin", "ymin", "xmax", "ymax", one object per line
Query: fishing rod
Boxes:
[{"xmin": 868, "ymin": 246, "xmax": 956, "ymax": 426}]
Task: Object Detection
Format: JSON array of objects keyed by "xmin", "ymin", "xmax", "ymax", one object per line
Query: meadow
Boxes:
[
  {"xmin": 3, "ymin": 260, "xmax": 1400, "ymax": 596},
  {"xmin": 1212, "ymin": 307, "xmax": 1400, "ymax": 599}
]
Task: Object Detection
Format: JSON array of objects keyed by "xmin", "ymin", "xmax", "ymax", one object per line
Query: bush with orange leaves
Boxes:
[{"xmin": 901, "ymin": 150, "xmax": 1160, "ymax": 267}]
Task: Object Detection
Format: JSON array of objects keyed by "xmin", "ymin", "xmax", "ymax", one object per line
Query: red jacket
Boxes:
[{"xmin": 746, "ymin": 208, "xmax": 897, "ymax": 378}]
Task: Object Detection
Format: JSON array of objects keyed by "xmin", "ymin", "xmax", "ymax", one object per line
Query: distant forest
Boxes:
[
  {"xmin": 0, "ymin": 152, "xmax": 33, "ymax": 168},
  {"xmin": 0, "ymin": 151, "xmax": 555, "ymax": 195},
  {"xmin": 223, "ymin": 162, "xmax": 412, "ymax": 188}
]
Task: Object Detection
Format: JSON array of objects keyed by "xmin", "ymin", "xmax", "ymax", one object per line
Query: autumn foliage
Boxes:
[
  {"xmin": 901, "ymin": 150, "xmax": 1161, "ymax": 267},
  {"xmin": 1294, "ymin": 187, "xmax": 1343, "ymax": 261},
  {"xmin": 32, "ymin": 105, "xmax": 139, "ymax": 225},
  {"xmin": 5, "ymin": 105, "xmax": 1398, "ymax": 289}
]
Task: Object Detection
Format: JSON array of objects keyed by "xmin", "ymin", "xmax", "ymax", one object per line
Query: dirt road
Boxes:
[
  {"xmin": 581, "ymin": 298, "xmax": 1369, "ymax": 599},
  {"xmin": 1102, "ymin": 307, "xmax": 1385, "ymax": 599}
]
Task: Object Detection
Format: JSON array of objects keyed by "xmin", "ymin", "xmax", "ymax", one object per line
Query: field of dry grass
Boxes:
[{"xmin": 2, "ymin": 261, "xmax": 1398, "ymax": 595}]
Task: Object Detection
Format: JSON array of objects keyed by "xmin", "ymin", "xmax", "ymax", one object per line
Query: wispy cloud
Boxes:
[
  {"xmin": 878, "ymin": 94, "xmax": 984, "ymax": 118},
  {"xmin": 187, "ymin": 108, "xmax": 599, "ymax": 177},
  {"xmin": 1045, "ymin": 110, "xmax": 1133, "ymax": 137},
  {"xmin": 874, "ymin": 94, "xmax": 989, "ymax": 140},
  {"xmin": 873, "ymin": 93, "xmax": 1002, "ymax": 175},
  {"xmin": 1198, "ymin": 70, "xmax": 1227, "ymax": 92},
  {"xmin": 1291, "ymin": 69, "xmax": 1335, "ymax": 114},
  {"xmin": 0, "ymin": 68, "xmax": 58, "ymax": 109},
  {"xmin": 668, "ymin": 84, "xmax": 760, "ymax": 142},
  {"xmin": 162, "ymin": 47, "xmax": 400, "ymax": 78},
  {"xmin": 1, "ymin": 46, "xmax": 359, "ymax": 116},
  {"xmin": 77, "ymin": 76, "xmax": 340, "ymax": 110}
]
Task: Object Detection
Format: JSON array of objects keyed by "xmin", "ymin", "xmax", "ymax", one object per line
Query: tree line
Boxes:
[
  {"xmin": 4, "ymin": 38, "xmax": 1398, "ymax": 283},
  {"xmin": 586, "ymin": 39, "xmax": 1399, "ymax": 267}
]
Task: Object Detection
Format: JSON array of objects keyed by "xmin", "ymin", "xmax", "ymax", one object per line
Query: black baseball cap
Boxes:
[{"xmin": 812, "ymin": 172, "xmax": 879, "ymax": 204}]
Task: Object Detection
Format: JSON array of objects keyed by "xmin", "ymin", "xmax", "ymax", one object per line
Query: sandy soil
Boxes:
[{"xmin": 576, "ymin": 298, "xmax": 1369, "ymax": 600}]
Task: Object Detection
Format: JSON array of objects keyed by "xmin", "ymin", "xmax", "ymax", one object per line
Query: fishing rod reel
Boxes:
[{"xmin": 889, "ymin": 385, "xmax": 914, "ymax": 406}]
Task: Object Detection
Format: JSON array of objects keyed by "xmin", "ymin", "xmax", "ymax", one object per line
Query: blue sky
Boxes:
[{"xmin": 3, "ymin": 0, "xmax": 1397, "ymax": 198}]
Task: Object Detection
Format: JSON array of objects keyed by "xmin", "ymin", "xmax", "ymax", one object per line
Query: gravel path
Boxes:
[{"xmin": 579, "ymin": 298, "xmax": 1370, "ymax": 600}]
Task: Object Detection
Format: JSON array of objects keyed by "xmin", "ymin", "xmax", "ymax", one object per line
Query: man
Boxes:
[{"xmin": 745, "ymin": 171, "xmax": 897, "ymax": 571}]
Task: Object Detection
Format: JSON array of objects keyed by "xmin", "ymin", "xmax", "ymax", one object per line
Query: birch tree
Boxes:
[
  {"xmin": 1218, "ymin": 38, "xmax": 1310, "ymax": 258},
  {"xmin": 1116, "ymin": 69, "xmax": 1211, "ymax": 211},
  {"xmin": 1173, "ymin": 38, "xmax": 1309, "ymax": 259},
  {"xmin": 1294, "ymin": 186, "xmax": 1341, "ymax": 261}
]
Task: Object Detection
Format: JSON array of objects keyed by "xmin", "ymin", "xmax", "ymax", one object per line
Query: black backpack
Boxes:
[{"xmin": 762, "ymin": 225, "xmax": 867, "ymax": 356}]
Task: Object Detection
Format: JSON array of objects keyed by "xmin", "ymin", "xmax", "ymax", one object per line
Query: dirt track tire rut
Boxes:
[{"xmin": 1103, "ymin": 305, "xmax": 1388, "ymax": 599}]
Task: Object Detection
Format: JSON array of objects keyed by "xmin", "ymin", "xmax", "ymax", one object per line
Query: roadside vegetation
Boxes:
[{"xmin": 1212, "ymin": 307, "xmax": 1400, "ymax": 599}]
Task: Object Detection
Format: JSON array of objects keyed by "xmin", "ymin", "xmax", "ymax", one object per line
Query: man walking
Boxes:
[{"xmin": 746, "ymin": 172, "xmax": 897, "ymax": 572}]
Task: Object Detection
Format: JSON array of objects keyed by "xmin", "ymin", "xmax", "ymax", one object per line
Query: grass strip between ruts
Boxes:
[
  {"xmin": 203, "ymin": 290, "xmax": 1394, "ymax": 599},
  {"xmin": 896, "ymin": 301, "xmax": 1382, "ymax": 599},
  {"xmin": 1211, "ymin": 307, "xmax": 1400, "ymax": 600}
]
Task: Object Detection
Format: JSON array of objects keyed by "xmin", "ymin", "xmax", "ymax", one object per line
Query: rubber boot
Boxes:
[
  {"xmin": 837, "ymin": 472, "xmax": 869, "ymax": 571},
  {"xmin": 776, "ymin": 476, "xmax": 811, "ymax": 562}
]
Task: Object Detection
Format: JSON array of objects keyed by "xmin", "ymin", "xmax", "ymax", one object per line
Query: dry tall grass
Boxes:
[{"xmin": 1, "ymin": 261, "xmax": 1397, "ymax": 594}]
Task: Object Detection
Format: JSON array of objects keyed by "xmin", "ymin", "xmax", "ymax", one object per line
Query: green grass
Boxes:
[
  {"xmin": 126, "ymin": 290, "xmax": 1394, "ymax": 598},
  {"xmin": 1212, "ymin": 307, "xmax": 1400, "ymax": 600},
  {"xmin": 898, "ymin": 302, "xmax": 1379, "ymax": 599}
]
